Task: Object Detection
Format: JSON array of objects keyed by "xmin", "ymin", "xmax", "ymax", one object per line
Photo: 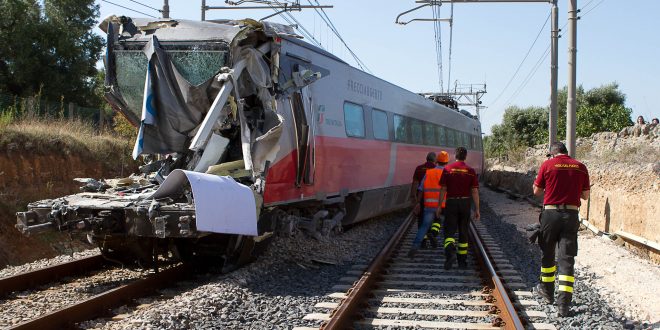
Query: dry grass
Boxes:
[
  {"xmin": 0, "ymin": 115, "xmax": 135, "ymax": 169},
  {"xmin": 597, "ymin": 143, "xmax": 660, "ymax": 165}
]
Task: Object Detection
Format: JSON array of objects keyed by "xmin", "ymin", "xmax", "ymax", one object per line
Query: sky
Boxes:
[{"xmin": 95, "ymin": 0, "xmax": 660, "ymax": 135}]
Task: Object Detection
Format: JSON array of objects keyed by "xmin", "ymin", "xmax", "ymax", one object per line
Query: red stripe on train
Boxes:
[{"xmin": 263, "ymin": 136, "xmax": 482, "ymax": 205}]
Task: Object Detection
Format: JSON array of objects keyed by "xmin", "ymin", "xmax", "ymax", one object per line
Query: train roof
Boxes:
[{"xmin": 100, "ymin": 16, "xmax": 308, "ymax": 43}]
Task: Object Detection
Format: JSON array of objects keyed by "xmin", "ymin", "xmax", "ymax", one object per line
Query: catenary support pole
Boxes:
[
  {"xmin": 201, "ymin": 0, "xmax": 206, "ymax": 21},
  {"xmin": 566, "ymin": 0, "xmax": 577, "ymax": 157},
  {"xmin": 549, "ymin": 0, "xmax": 558, "ymax": 146},
  {"xmin": 162, "ymin": 0, "xmax": 169, "ymax": 19}
]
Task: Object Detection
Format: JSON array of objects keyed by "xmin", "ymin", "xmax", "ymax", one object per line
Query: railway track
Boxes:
[
  {"xmin": 0, "ymin": 254, "xmax": 106, "ymax": 298},
  {"xmin": 296, "ymin": 213, "xmax": 557, "ymax": 330},
  {"xmin": 0, "ymin": 254, "xmax": 190, "ymax": 329}
]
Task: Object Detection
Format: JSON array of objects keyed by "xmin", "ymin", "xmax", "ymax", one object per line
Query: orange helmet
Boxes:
[{"xmin": 437, "ymin": 151, "xmax": 450, "ymax": 163}]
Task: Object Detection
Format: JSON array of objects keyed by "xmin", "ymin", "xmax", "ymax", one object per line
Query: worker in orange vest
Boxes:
[{"xmin": 408, "ymin": 151, "xmax": 449, "ymax": 258}]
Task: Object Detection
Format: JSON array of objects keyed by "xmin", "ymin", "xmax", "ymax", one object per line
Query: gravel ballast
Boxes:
[
  {"xmin": 75, "ymin": 211, "xmax": 407, "ymax": 329},
  {"xmin": 4, "ymin": 189, "xmax": 656, "ymax": 329},
  {"xmin": 480, "ymin": 187, "xmax": 656, "ymax": 330}
]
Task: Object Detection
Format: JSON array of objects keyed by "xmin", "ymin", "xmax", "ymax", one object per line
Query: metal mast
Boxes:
[
  {"xmin": 566, "ymin": 0, "xmax": 578, "ymax": 157},
  {"xmin": 162, "ymin": 0, "xmax": 170, "ymax": 18},
  {"xmin": 549, "ymin": 0, "xmax": 558, "ymax": 146}
]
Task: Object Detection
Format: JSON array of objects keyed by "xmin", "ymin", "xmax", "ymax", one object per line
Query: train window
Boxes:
[
  {"xmin": 436, "ymin": 126, "xmax": 447, "ymax": 146},
  {"xmin": 447, "ymin": 129, "xmax": 456, "ymax": 147},
  {"xmin": 424, "ymin": 122, "xmax": 436, "ymax": 145},
  {"xmin": 343, "ymin": 102, "xmax": 365, "ymax": 138},
  {"xmin": 393, "ymin": 114, "xmax": 408, "ymax": 142},
  {"xmin": 372, "ymin": 109, "xmax": 389, "ymax": 140},
  {"xmin": 411, "ymin": 119, "xmax": 423, "ymax": 145}
]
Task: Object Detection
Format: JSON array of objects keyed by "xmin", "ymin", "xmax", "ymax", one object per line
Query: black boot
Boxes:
[
  {"xmin": 457, "ymin": 254, "xmax": 468, "ymax": 269},
  {"xmin": 421, "ymin": 238, "xmax": 430, "ymax": 249},
  {"xmin": 429, "ymin": 236, "xmax": 438, "ymax": 249},
  {"xmin": 557, "ymin": 290, "xmax": 573, "ymax": 317},
  {"xmin": 533, "ymin": 283, "xmax": 555, "ymax": 304},
  {"xmin": 444, "ymin": 246, "xmax": 456, "ymax": 270},
  {"xmin": 557, "ymin": 304, "xmax": 571, "ymax": 317}
]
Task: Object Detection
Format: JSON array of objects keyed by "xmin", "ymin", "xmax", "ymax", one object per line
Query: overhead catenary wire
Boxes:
[
  {"xmin": 101, "ymin": 0, "xmax": 158, "ymax": 18},
  {"xmin": 125, "ymin": 0, "xmax": 162, "ymax": 13},
  {"xmin": 307, "ymin": 0, "xmax": 372, "ymax": 73},
  {"xmin": 316, "ymin": 0, "xmax": 371, "ymax": 72},
  {"xmin": 489, "ymin": 11, "xmax": 551, "ymax": 107},
  {"xmin": 431, "ymin": 4, "xmax": 443, "ymax": 93},
  {"xmin": 503, "ymin": 43, "xmax": 551, "ymax": 107},
  {"xmin": 268, "ymin": 0, "xmax": 323, "ymax": 48},
  {"xmin": 501, "ymin": 0, "xmax": 607, "ymax": 106},
  {"xmin": 577, "ymin": 0, "xmax": 598, "ymax": 13},
  {"xmin": 580, "ymin": 0, "xmax": 607, "ymax": 17}
]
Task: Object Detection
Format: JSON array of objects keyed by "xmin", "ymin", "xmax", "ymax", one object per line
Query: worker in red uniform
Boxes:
[
  {"xmin": 437, "ymin": 147, "xmax": 480, "ymax": 270},
  {"xmin": 408, "ymin": 151, "xmax": 448, "ymax": 257},
  {"xmin": 532, "ymin": 142, "xmax": 590, "ymax": 317},
  {"xmin": 411, "ymin": 152, "xmax": 437, "ymax": 230}
]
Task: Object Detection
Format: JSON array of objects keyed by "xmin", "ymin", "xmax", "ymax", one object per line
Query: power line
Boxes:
[
  {"xmin": 126, "ymin": 0, "xmax": 161, "ymax": 13},
  {"xmin": 581, "ymin": 0, "xmax": 606, "ymax": 17},
  {"xmin": 503, "ymin": 44, "xmax": 551, "ymax": 107},
  {"xmin": 431, "ymin": 4, "xmax": 443, "ymax": 92},
  {"xmin": 306, "ymin": 0, "xmax": 371, "ymax": 73},
  {"xmin": 268, "ymin": 0, "xmax": 323, "ymax": 48},
  {"xmin": 490, "ymin": 11, "xmax": 550, "ymax": 107},
  {"xmin": 101, "ymin": 0, "xmax": 158, "ymax": 18},
  {"xmin": 314, "ymin": 0, "xmax": 371, "ymax": 72},
  {"xmin": 578, "ymin": 0, "xmax": 598, "ymax": 13},
  {"xmin": 502, "ymin": 0, "xmax": 602, "ymax": 107}
]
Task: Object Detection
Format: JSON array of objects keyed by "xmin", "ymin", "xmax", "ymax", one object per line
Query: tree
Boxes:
[
  {"xmin": 557, "ymin": 83, "xmax": 632, "ymax": 138},
  {"xmin": 0, "ymin": 0, "xmax": 103, "ymax": 107},
  {"xmin": 485, "ymin": 106, "xmax": 547, "ymax": 159}
]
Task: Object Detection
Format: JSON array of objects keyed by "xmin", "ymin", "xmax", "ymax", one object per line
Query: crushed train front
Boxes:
[{"xmin": 16, "ymin": 17, "xmax": 297, "ymax": 269}]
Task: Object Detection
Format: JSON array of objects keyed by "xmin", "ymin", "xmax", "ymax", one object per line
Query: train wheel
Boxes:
[{"xmin": 97, "ymin": 235, "xmax": 155, "ymax": 268}]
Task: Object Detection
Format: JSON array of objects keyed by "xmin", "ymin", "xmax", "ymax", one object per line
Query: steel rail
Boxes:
[
  {"xmin": 0, "ymin": 254, "xmax": 106, "ymax": 297},
  {"xmin": 320, "ymin": 212, "xmax": 415, "ymax": 330},
  {"xmin": 469, "ymin": 221, "xmax": 525, "ymax": 329},
  {"xmin": 8, "ymin": 264, "xmax": 190, "ymax": 330}
]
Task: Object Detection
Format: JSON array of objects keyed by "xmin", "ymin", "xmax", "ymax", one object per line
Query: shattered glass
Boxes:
[
  {"xmin": 114, "ymin": 49, "xmax": 227, "ymax": 117},
  {"xmin": 168, "ymin": 50, "xmax": 226, "ymax": 86},
  {"xmin": 116, "ymin": 51, "xmax": 148, "ymax": 119}
]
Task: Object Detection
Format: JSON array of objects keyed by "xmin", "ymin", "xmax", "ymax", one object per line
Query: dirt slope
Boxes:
[
  {"xmin": 0, "ymin": 121, "xmax": 137, "ymax": 267},
  {"xmin": 484, "ymin": 132, "xmax": 660, "ymax": 261}
]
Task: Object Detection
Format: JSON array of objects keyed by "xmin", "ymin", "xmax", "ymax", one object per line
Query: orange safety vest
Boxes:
[{"xmin": 423, "ymin": 168, "xmax": 446, "ymax": 209}]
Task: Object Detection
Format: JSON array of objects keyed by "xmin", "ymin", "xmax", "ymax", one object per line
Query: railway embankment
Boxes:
[
  {"xmin": 0, "ymin": 119, "xmax": 137, "ymax": 267},
  {"xmin": 483, "ymin": 132, "xmax": 660, "ymax": 262}
]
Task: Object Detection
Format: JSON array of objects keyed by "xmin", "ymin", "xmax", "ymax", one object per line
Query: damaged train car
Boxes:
[{"xmin": 16, "ymin": 16, "xmax": 483, "ymax": 270}]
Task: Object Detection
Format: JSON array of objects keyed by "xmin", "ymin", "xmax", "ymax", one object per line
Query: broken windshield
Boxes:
[{"xmin": 114, "ymin": 44, "xmax": 228, "ymax": 119}]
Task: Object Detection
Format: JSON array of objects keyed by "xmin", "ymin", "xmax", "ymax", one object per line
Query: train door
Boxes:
[{"xmin": 290, "ymin": 85, "xmax": 315, "ymax": 187}]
